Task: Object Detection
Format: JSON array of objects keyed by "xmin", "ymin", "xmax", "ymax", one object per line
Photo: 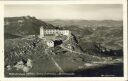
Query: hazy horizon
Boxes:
[{"xmin": 5, "ymin": 4, "xmax": 123, "ymax": 20}]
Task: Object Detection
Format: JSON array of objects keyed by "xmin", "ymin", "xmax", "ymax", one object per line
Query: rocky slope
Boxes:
[
  {"xmin": 4, "ymin": 16, "xmax": 123, "ymax": 77},
  {"xmin": 5, "ymin": 35, "xmax": 122, "ymax": 77}
]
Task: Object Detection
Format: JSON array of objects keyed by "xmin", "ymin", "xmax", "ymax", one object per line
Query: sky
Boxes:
[{"xmin": 4, "ymin": 4, "xmax": 123, "ymax": 20}]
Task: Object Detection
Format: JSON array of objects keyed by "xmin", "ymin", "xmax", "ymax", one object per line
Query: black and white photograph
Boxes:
[{"xmin": 3, "ymin": 3, "xmax": 126, "ymax": 78}]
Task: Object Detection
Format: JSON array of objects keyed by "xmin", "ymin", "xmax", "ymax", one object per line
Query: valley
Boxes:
[{"xmin": 4, "ymin": 16, "xmax": 123, "ymax": 77}]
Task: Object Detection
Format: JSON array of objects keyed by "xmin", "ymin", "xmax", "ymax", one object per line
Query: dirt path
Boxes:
[
  {"xmin": 45, "ymin": 49, "xmax": 64, "ymax": 73},
  {"xmin": 60, "ymin": 45, "xmax": 101, "ymax": 59},
  {"xmin": 50, "ymin": 57, "xmax": 64, "ymax": 73}
]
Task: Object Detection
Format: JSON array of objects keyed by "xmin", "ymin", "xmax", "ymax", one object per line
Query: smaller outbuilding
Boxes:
[{"xmin": 47, "ymin": 41, "xmax": 54, "ymax": 47}]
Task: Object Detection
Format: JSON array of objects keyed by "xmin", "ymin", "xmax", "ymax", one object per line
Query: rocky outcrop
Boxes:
[{"xmin": 14, "ymin": 59, "xmax": 32, "ymax": 72}]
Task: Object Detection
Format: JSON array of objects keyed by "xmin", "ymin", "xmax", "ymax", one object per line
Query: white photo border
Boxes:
[{"xmin": 0, "ymin": 0, "xmax": 127, "ymax": 81}]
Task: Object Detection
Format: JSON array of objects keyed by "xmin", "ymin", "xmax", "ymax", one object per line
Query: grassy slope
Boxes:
[
  {"xmin": 5, "ymin": 35, "xmax": 123, "ymax": 77},
  {"xmin": 4, "ymin": 16, "xmax": 123, "ymax": 77},
  {"xmin": 5, "ymin": 35, "xmax": 113, "ymax": 77}
]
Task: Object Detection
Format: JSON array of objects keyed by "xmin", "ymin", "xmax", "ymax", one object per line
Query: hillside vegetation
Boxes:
[
  {"xmin": 4, "ymin": 16, "xmax": 123, "ymax": 77},
  {"xmin": 4, "ymin": 16, "xmax": 55, "ymax": 36}
]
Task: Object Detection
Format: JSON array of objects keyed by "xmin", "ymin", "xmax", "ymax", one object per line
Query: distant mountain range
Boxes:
[
  {"xmin": 45, "ymin": 19, "xmax": 123, "ymax": 28},
  {"xmin": 4, "ymin": 16, "xmax": 123, "ymax": 37}
]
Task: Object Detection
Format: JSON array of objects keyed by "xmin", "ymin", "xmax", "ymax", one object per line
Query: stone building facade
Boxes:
[
  {"xmin": 40, "ymin": 26, "xmax": 70, "ymax": 47},
  {"xmin": 40, "ymin": 26, "xmax": 70, "ymax": 38}
]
